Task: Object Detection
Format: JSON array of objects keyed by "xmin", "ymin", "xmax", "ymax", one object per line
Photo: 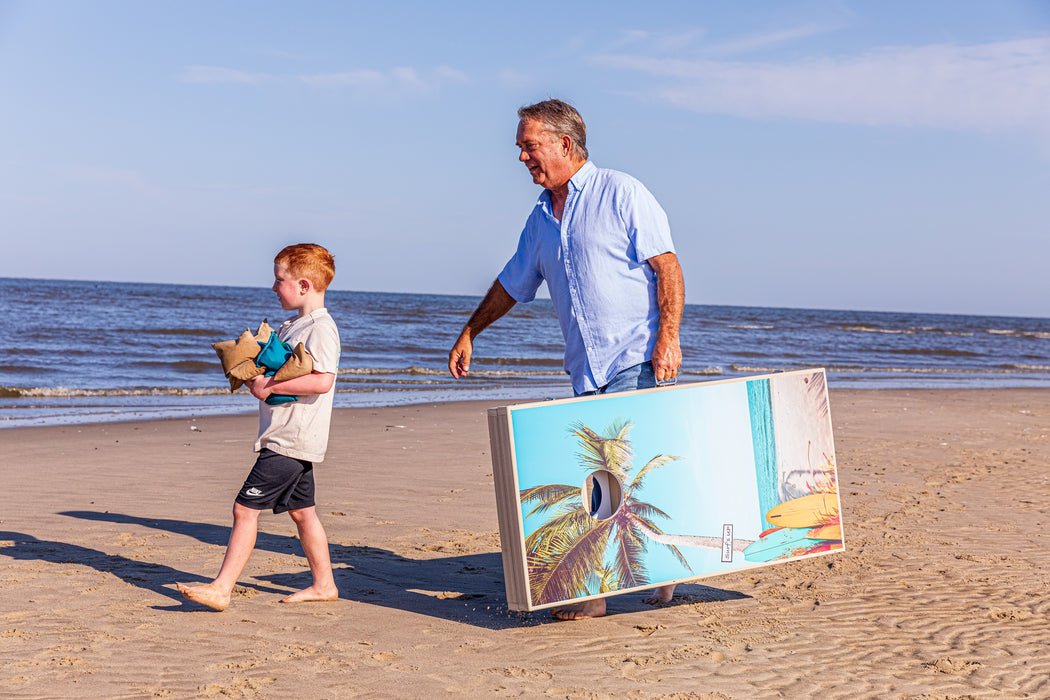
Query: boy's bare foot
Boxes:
[
  {"xmin": 176, "ymin": 582, "xmax": 231, "ymax": 612},
  {"xmin": 643, "ymin": 584, "xmax": 676, "ymax": 605},
  {"xmin": 551, "ymin": 597, "xmax": 606, "ymax": 620},
  {"xmin": 281, "ymin": 584, "xmax": 339, "ymax": 604}
]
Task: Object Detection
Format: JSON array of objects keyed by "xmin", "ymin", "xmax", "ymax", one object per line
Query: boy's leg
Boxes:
[
  {"xmin": 282, "ymin": 506, "xmax": 338, "ymax": 604},
  {"xmin": 177, "ymin": 502, "xmax": 261, "ymax": 611}
]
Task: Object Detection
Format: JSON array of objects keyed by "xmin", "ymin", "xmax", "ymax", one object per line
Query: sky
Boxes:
[{"xmin": 2, "ymin": 1, "xmax": 1049, "ymax": 317}]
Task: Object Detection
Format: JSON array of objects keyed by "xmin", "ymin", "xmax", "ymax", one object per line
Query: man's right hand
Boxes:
[
  {"xmin": 448, "ymin": 332, "xmax": 473, "ymax": 379},
  {"xmin": 447, "ymin": 279, "xmax": 517, "ymax": 380}
]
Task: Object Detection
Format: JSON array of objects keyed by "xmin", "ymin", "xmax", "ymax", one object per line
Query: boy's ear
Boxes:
[{"xmin": 299, "ymin": 277, "xmax": 311, "ymax": 294}]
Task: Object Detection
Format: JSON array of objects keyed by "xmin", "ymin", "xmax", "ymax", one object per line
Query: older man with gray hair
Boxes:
[{"xmin": 449, "ymin": 98, "xmax": 685, "ymax": 619}]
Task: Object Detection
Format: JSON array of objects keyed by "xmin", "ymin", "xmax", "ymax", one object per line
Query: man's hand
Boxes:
[
  {"xmin": 448, "ymin": 331, "xmax": 473, "ymax": 379},
  {"xmin": 651, "ymin": 335, "xmax": 682, "ymax": 383},
  {"xmin": 648, "ymin": 251, "xmax": 685, "ymax": 384},
  {"xmin": 447, "ymin": 279, "xmax": 517, "ymax": 380}
]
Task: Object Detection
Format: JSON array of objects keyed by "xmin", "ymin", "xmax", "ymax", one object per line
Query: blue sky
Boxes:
[{"xmin": 2, "ymin": 1, "xmax": 1048, "ymax": 317}]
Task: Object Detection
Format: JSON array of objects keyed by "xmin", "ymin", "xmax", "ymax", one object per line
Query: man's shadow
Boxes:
[{"xmin": 46, "ymin": 511, "xmax": 748, "ymax": 627}]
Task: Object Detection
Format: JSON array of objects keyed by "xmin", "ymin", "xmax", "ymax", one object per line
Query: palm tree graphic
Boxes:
[{"xmin": 520, "ymin": 419, "xmax": 753, "ymax": 606}]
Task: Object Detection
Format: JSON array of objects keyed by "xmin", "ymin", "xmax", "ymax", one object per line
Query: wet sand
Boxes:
[{"xmin": 1, "ymin": 388, "xmax": 1048, "ymax": 698}]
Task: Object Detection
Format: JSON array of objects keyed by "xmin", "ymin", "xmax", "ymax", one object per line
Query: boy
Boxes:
[{"xmin": 177, "ymin": 243, "xmax": 341, "ymax": 611}]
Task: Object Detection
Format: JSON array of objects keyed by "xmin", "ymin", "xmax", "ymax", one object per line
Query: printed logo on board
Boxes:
[{"xmin": 721, "ymin": 524, "xmax": 734, "ymax": 563}]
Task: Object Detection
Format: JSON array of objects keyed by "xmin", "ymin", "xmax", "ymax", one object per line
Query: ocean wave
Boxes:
[
  {"xmin": 917, "ymin": 327, "xmax": 975, "ymax": 337},
  {"xmin": 837, "ymin": 325, "xmax": 977, "ymax": 337},
  {"xmin": 882, "ymin": 348, "xmax": 982, "ymax": 358},
  {"xmin": 0, "ymin": 364, "xmax": 52, "ymax": 374},
  {"xmin": 0, "ymin": 386, "xmax": 233, "ymax": 399},
  {"xmin": 839, "ymin": 326, "xmax": 915, "ymax": 335},
  {"xmin": 987, "ymin": 329, "xmax": 1050, "ymax": 340},
  {"xmin": 474, "ymin": 357, "xmax": 565, "ymax": 367},
  {"xmin": 136, "ymin": 328, "xmax": 226, "ymax": 337},
  {"xmin": 132, "ymin": 360, "xmax": 217, "ymax": 373},
  {"xmin": 338, "ymin": 366, "xmax": 564, "ymax": 377},
  {"xmin": 727, "ymin": 364, "xmax": 1050, "ymax": 376},
  {"xmin": 729, "ymin": 365, "xmax": 791, "ymax": 374}
]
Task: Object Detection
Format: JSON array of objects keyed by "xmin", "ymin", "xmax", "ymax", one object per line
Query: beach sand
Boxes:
[{"xmin": 2, "ymin": 388, "xmax": 1048, "ymax": 698}]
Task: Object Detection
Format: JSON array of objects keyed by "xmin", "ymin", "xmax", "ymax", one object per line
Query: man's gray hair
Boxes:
[{"xmin": 518, "ymin": 99, "xmax": 588, "ymax": 162}]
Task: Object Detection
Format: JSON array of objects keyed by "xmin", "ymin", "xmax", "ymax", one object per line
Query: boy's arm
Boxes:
[{"xmin": 247, "ymin": 371, "xmax": 336, "ymax": 401}]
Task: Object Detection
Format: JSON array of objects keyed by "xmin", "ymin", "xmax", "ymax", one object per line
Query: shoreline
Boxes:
[
  {"xmin": 3, "ymin": 387, "xmax": 1049, "ymax": 696},
  {"xmin": 5, "ymin": 383, "xmax": 1050, "ymax": 431}
]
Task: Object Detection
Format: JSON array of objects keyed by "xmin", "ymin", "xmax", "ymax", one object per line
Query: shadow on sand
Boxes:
[
  {"xmin": 7, "ymin": 510, "xmax": 749, "ymax": 628},
  {"xmin": 0, "ymin": 528, "xmax": 289, "ymax": 611}
]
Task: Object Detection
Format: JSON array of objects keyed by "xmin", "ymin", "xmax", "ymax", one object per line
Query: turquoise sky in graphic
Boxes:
[{"xmin": 511, "ymin": 382, "xmax": 765, "ymax": 581}]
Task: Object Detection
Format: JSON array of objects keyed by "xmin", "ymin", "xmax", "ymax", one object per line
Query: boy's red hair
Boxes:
[{"xmin": 275, "ymin": 243, "xmax": 335, "ymax": 292}]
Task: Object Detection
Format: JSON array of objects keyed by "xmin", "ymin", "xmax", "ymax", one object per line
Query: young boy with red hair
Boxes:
[{"xmin": 178, "ymin": 243, "xmax": 341, "ymax": 611}]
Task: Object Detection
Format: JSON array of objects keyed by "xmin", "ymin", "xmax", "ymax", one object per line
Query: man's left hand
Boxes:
[
  {"xmin": 651, "ymin": 337, "xmax": 682, "ymax": 383},
  {"xmin": 647, "ymin": 251, "xmax": 685, "ymax": 384}
]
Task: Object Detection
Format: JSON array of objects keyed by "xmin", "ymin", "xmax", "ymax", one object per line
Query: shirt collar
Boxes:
[
  {"xmin": 567, "ymin": 160, "xmax": 596, "ymax": 192},
  {"xmin": 540, "ymin": 161, "xmax": 595, "ymax": 199}
]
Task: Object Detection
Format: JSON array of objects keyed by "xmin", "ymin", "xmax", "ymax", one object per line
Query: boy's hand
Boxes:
[{"xmin": 246, "ymin": 376, "xmax": 275, "ymax": 401}]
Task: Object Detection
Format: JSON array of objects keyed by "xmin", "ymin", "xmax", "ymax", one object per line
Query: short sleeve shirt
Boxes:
[
  {"xmin": 255, "ymin": 308, "xmax": 340, "ymax": 463},
  {"xmin": 497, "ymin": 161, "xmax": 674, "ymax": 393}
]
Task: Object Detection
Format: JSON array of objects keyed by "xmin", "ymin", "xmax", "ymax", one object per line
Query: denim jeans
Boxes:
[{"xmin": 575, "ymin": 361, "xmax": 657, "ymax": 397}]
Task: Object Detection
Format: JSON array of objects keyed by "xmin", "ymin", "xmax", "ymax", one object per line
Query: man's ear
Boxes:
[{"xmin": 560, "ymin": 134, "xmax": 573, "ymax": 156}]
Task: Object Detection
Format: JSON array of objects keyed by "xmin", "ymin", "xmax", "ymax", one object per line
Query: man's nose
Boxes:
[{"xmin": 518, "ymin": 149, "xmax": 528, "ymax": 162}]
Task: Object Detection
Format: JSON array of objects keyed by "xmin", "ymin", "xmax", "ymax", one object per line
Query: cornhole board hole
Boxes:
[{"xmin": 486, "ymin": 368, "xmax": 844, "ymax": 612}]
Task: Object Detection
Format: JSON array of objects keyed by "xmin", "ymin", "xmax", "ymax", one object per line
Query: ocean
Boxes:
[{"xmin": 2, "ymin": 277, "xmax": 1048, "ymax": 427}]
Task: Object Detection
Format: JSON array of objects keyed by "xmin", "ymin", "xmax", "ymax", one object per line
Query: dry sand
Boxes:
[{"xmin": 1, "ymin": 388, "xmax": 1048, "ymax": 698}]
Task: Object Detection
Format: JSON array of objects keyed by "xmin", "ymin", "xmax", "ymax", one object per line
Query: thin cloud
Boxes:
[
  {"xmin": 180, "ymin": 64, "xmax": 468, "ymax": 94},
  {"xmin": 608, "ymin": 23, "xmax": 840, "ymax": 57},
  {"xmin": 179, "ymin": 65, "xmax": 268, "ymax": 85},
  {"xmin": 611, "ymin": 27, "xmax": 709, "ymax": 53},
  {"xmin": 701, "ymin": 24, "xmax": 845, "ymax": 56},
  {"xmin": 433, "ymin": 65, "xmax": 469, "ymax": 83},
  {"xmin": 59, "ymin": 165, "xmax": 158, "ymax": 195},
  {"xmin": 299, "ymin": 65, "xmax": 468, "ymax": 92},
  {"xmin": 496, "ymin": 69, "xmax": 535, "ymax": 90},
  {"xmin": 299, "ymin": 69, "xmax": 387, "ymax": 87},
  {"xmin": 593, "ymin": 37, "xmax": 1050, "ymax": 133}
]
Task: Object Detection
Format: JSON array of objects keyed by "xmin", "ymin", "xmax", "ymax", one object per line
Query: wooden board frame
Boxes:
[{"xmin": 487, "ymin": 368, "xmax": 844, "ymax": 612}]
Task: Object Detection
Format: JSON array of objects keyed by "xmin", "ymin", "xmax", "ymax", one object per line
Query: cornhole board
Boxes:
[{"xmin": 486, "ymin": 368, "xmax": 844, "ymax": 612}]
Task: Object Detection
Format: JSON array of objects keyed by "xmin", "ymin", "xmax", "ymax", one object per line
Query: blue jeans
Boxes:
[{"xmin": 575, "ymin": 362, "xmax": 657, "ymax": 397}]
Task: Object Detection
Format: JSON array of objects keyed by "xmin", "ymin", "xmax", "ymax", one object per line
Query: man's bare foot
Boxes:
[
  {"xmin": 176, "ymin": 582, "xmax": 231, "ymax": 611},
  {"xmin": 551, "ymin": 597, "xmax": 606, "ymax": 620},
  {"xmin": 281, "ymin": 584, "xmax": 339, "ymax": 604},
  {"xmin": 643, "ymin": 584, "xmax": 676, "ymax": 605}
]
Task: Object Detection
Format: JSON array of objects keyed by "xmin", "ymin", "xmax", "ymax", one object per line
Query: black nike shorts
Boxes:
[{"xmin": 235, "ymin": 449, "xmax": 316, "ymax": 514}]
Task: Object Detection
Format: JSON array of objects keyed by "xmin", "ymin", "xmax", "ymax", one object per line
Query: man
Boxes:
[{"xmin": 448, "ymin": 99, "xmax": 685, "ymax": 620}]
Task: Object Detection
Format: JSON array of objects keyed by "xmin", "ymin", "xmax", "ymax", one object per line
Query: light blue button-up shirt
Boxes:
[{"xmin": 498, "ymin": 161, "xmax": 675, "ymax": 393}]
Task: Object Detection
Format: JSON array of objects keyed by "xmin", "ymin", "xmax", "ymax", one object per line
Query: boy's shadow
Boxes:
[
  {"xmin": 56, "ymin": 510, "xmax": 526, "ymax": 628},
  {"xmin": 0, "ymin": 529, "xmax": 287, "ymax": 611},
  {"xmin": 53, "ymin": 511, "xmax": 748, "ymax": 627}
]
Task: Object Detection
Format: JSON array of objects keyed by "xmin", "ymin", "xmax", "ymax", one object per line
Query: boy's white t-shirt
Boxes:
[{"xmin": 255, "ymin": 308, "xmax": 340, "ymax": 463}]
